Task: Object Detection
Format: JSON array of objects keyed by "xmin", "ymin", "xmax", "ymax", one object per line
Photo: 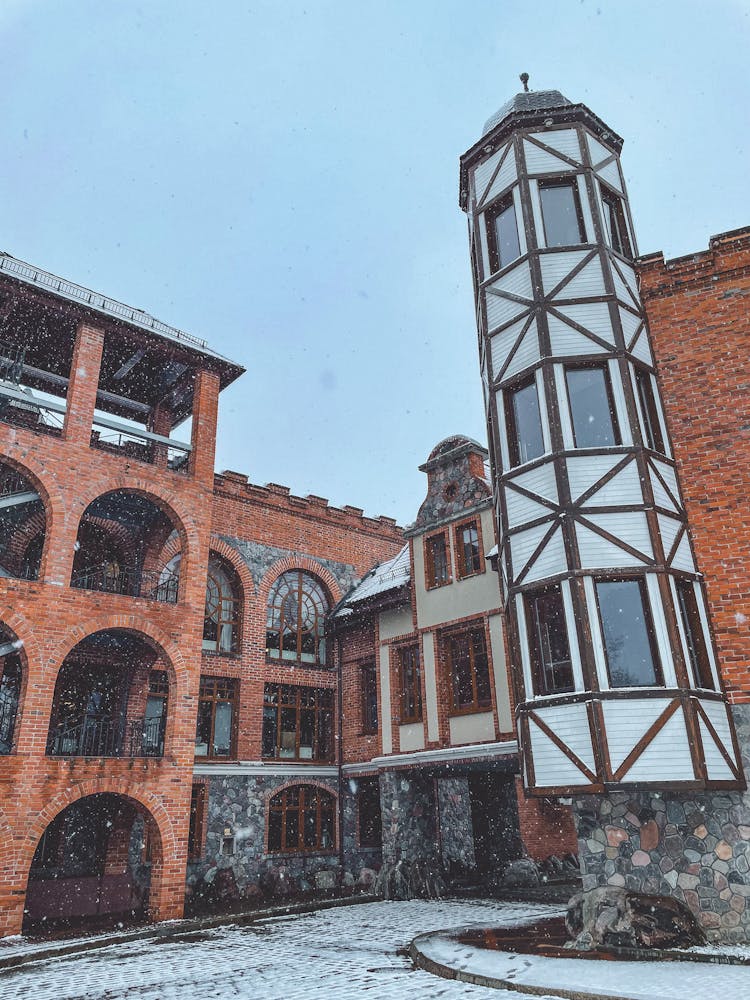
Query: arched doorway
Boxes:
[{"xmin": 23, "ymin": 793, "xmax": 160, "ymax": 933}]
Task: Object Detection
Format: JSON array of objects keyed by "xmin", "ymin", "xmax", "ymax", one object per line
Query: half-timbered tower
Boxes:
[{"xmin": 459, "ymin": 83, "xmax": 743, "ymax": 796}]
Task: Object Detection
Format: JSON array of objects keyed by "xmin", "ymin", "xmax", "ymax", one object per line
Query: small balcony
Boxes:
[
  {"xmin": 47, "ymin": 715, "xmax": 166, "ymax": 759},
  {"xmin": 70, "ymin": 563, "xmax": 179, "ymax": 604}
]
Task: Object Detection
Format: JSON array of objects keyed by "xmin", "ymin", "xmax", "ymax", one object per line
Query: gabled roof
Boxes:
[{"xmin": 335, "ymin": 544, "xmax": 410, "ymax": 616}]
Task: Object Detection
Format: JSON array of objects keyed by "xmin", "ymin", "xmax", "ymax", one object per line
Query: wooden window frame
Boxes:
[
  {"xmin": 538, "ymin": 177, "xmax": 586, "ymax": 248},
  {"xmin": 267, "ymin": 784, "xmax": 336, "ymax": 854},
  {"xmin": 396, "ymin": 643, "xmax": 422, "ymax": 724},
  {"xmin": 633, "ymin": 365, "xmax": 665, "ymax": 453},
  {"xmin": 675, "ymin": 579, "xmax": 715, "ymax": 691},
  {"xmin": 564, "ymin": 362, "xmax": 622, "ymax": 449},
  {"xmin": 444, "ymin": 624, "xmax": 493, "ymax": 715},
  {"xmin": 360, "ymin": 663, "xmax": 378, "ymax": 735},
  {"xmin": 594, "ymin": 576, "xmax": 664, "ymax": 689},
  {"xmin": 266, "ymin": 569, "xmax": 329, "ymax": 667},
  {"xmin": 485, "ymin": 192, "xmax": 521, "ymax": 274},
  {"xmin": 599, "ymin": 183, "xmax": 633, "ymax": 259},
  {"xmin": 524, "ymin": 585, "xmax": 575, "ymax": 697},
  {"xmin": 188, "ymin": 782, "xmax": 208, "ymax": 860},
  {"xmin": 455, "ymin": 517, "xmax": 484, "ymax": 580},
  {"xmin": 424, "ymin": 531, "xmax": 451, "ymax": 589},
  {"xmin": 195, "ymin": 676, "xmax": 237, "ymax": 759},
  {"xmin": 203, "ymin": 557, "xmax": 241, "ymax": 655},
  {"xmin": 504, "ymin": 374, "xmax": 545, "ymax": 468},
  {"xmin": 262, "ymin": 683, "xmax": 334, "ymax": 762}
]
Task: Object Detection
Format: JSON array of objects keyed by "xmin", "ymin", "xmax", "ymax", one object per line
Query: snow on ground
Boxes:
[{"xmin": 0, "ymin": 899, "xmax": 564, "ymax": 1000}]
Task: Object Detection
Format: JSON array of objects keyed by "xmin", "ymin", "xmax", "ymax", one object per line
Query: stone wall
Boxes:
[
  {"xmin": 379, "ymin": 771, "xmax": 439, "ymax": 866},
  {"xmin": 575, "ymin": 705, "xmax": 750, "ymax": 942},
  {"xmin": 437, "ymin": 777, "xmax": 476, "ymax": 870}
]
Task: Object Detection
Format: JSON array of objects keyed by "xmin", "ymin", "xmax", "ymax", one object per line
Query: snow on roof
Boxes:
[{"xmin": 336, "ymin": 544, "xmax": 410, "ymax": 613}]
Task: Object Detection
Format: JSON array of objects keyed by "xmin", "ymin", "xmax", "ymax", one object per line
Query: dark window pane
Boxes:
[
  {"xmin": 509, "ymin": 381, "xmax": 545, "ymax": 466},
  {"xmin": 601, "ymin": 188, "xmax": 632, "ymax": 257},
  {"xmin": 540, "ymin": 182, "xmax": 585, "ymax": 247},
  {"xmin": 493, "ymin": 200, "xmax": 521, "ymax": 271},
  {"xmin": 268, "ymin": 809, "xmax": 282, "ymax": 851},
  {"xmin": 261, "ymin": 705, "xmax": 277, "ymax": 757},
  {"xmin": 526, "ymin": 588, "xmax": 574, "ymax": 695},
  {"xmin": 597, "ymin": 580, "xmax": 660, "ymax": 687},
  {"xmin": 426, "ymin": 534, "xmax": 449, "ymax": 586},
  {"xmin": 284, "ymin": 810, "xmax": 299, "ymax": 849},
  {"xmin": 358, "ymin": 779, "xmax": 382, "ymax": 848},
  {"xmin": 676, "ymin": 581, "xmax": 714, "ymax": 690},
  {"xmin": 457, "ymin": 522, "xmax": 481, "ymax": 578},
  {"xmin": 213, "ymin": 702, "xmax": 232, "ymax": 756},
  {"xmin": 634, "ymin": 368, "xmax": 664, "ymax": 452},
  {"xmin": 303, "ymin": 806, "xmax": 318, "ymax": 848},
  {"xmin": 566, "ymin": 367, "xmax": 619, "ymax": 448}
]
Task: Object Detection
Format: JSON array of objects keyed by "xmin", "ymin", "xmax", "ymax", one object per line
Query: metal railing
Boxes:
[
  {"xmin": 47, "ymin": 716, "xmax": 166, "ymax": 759},
  {"xmin": 0, "ymin": 690, "xmax": 18, "ymax": 754},
  {"xmin": 70, "ymin": 563, "xmax": 180, "ymax": 603},
  {"xmin": 90, "ymin": 416, "xmax": 191, "ymax": 473},
  {"xmin": 0, "ymin": 380, "xmax": 65, "ymax": 437}
]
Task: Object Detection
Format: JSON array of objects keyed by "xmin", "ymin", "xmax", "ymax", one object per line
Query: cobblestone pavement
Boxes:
[{"xmin": 0, "ymin": 899, "xmax": 565, "ymax": 1000}]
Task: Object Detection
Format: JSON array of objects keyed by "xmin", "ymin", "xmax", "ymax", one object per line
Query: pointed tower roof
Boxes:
[{"xmin": 482, "ymin": 89, "xmax": 573, "ymax": 136}]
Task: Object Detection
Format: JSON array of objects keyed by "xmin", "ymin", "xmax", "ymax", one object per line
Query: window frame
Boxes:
[
  {"xmin": 524, "ymin": 585, "xmax": 575, "ymax": 697},
  {"xmin": 564, "ymin": 363, "xmax": 622, "ymax": 449},
  {"xmin": 595, "ymin": 577, "xmax": 664, "ymax": 689},
  {"xmin": 538, "ymin": 177, "xmax": 586, "ymax": 248},
  {"xmin": 633, "ymin": 366, "xmax": 665, "ymax": 454},
  {"xmin": 424, "ymin": 531, "xmax": 451, "ymax": 589},
  {"xmin": 396, "ymin": 643, "xmax": 422, "ymax": 724},
  {"xmin": 203, "ymin": 557, "xmax": 241, "ymax": 655},
  {"xmin": 485, "ymin": 192, "xmax": 521, "ymax": 274},
  {"xmin": 360, "ymin": 662, "xmax": 379, "ymax": 735},
  {"xmin": 675, "ymin": 579, "xmax": 715, "ymax": 691},
  {"xmin": 195, "ymin": 676, "xmax": 237, "ymax": 759},
  {"xmin": 455, "ymin": 517, "xmax": 484, "ymax": 580},
  {"xmin": 267, "ymin": 784, "xmax": 337, "ymax": 854},
  {"xmin": 445, "ymin": 624, "xmax": 493, "ymax": 715},
  {"xmin": 599, "ymin": 183, "xmax": 633, "ymax": 258},
  {"xmin": 188, "ymin": 782, "xmax": 207, "ymax": 860},
  {"xmin": 262, "ymin": 683, "xmax": 334, "ymax": 762},
  {"xmin": 504, "ymin": 374, "xmax": 546, "ymax": 468},
  {"xmin": 266, "ymin": 569, "xmax": 329, "ymax": 667}
]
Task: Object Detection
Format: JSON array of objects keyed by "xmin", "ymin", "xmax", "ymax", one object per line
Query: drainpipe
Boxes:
[{"xmin": 336, "ymin": 630, "xmax": 346, "ymax": 880}]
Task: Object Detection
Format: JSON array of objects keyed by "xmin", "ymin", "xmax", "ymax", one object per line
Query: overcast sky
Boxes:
[{"xmin": 1, "ymin": 1, "xmax": 748, "ymax": 525}]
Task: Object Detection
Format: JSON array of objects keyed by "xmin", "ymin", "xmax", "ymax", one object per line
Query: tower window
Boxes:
[
  {"xmin": 634, "ymin": 367, "xmax": 665, "ymax": 453},
  {"xmin": 596, "ymin": 579, "xmax": 662, "ymax": 688},
  {"xmin": 525, "ymin": 587, "xmax": 574, "ymax": 696},
  {"xmin": 565, "ymin": 365, "xmax": 621, "ymax": 448},
  {"xmin": 486, "ymin": 194, "xmax": 521, "ymax": 273},
  {"xmin": 675, "ymin": 580, "xmax": 714, "ymax": 690},
  {"xmin": 425, "ymin": 532, "xmax": 450, "ymax": 588},
  {"xmin": 505, "ymin": 377, "xmax": 545, "ymax": 467},
  {"xmin": 539, "ymin": 179, "xmax": 586, "ymax": 247},
  {"xmin": 600, "ymin": 186, "xmax": 632, "ymax": 258}
]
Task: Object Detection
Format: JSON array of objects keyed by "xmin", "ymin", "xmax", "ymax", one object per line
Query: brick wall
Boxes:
[
  {"xmin": 514, "ymin": 777, "xmax": 579, "ymax": 861},
  {"xmin": 638, "ymin": 227, "xmax": 750, "ymax": 703}
]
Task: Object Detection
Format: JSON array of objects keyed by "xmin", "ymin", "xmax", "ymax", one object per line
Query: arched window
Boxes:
[
  {"xmin": 0, "ymin": 635, "xmax": 22, "ymax": 754},
  {"xmin": 266, "ymin": 570, "xmax": 328, "ymax": 665},
  {"xmin": 267, "ymin": 785, "xmax": 335, "ymax": 853},
  {"xmin": 203, "ymin": 557, "xmax": 240, "ymax": 653}
]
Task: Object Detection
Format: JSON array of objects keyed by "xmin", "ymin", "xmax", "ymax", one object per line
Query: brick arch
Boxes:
[
  {"xmin": 258, "ymin": 556, "xmax": 343, "ymax": 611},
  {"xmin": 209, "ymin": 536, "xmax": 256, "ymax": 599},
  {"xmin": 263, "ymin": 779, "xmax": 339, "ymax": 854},
  {"xmin": 263, "ymin": 777, "xmax": 339, "ymax": 807},
  {"xmin": 0, "ymin": 610, "xmax": 42, "ymax": 755},
  {"xmin": 0, "ymin": 454, "xmax": 52, "ymax": 578},
  {"xmin": 0, "ymin": 809, "xmax": 16, "ymax": 872}
]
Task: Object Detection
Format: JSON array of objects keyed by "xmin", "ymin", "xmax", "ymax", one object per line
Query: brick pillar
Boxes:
[
  {"xmin": 150, "ymin": 401, "xmax": 173, "ymax": 469},
  {"xmin": 189, "ymin": 370, "xmax": 220, "ymax": 483},
  {"xmin": 63, "ymin": 322, "xmax": 105, "ymax": 446}
]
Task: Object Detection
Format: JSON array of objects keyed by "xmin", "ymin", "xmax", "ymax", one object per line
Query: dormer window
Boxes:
[
  {"xmin": 486, "ymin": 194, "xmax": 521, "ymax": 273},
  {"xmin": 539, "ymin": 179, "xmax": 586, "ymax": 247}
]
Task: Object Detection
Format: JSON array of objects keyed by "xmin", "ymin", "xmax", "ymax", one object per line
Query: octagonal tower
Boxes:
[{"xmin": 459, "ymin": 83, "xmax": 743, "ymax": 796}]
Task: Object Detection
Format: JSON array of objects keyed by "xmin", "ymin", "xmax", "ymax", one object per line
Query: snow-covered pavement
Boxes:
[{"xmin": 0, "ymin": 899, "xmax": 563, "ymax": 1000}]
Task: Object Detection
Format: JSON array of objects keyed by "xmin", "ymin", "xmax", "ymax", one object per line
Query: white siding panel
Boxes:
[
  {"xmin": 536, "ymin": 369, "xmax": 553, "ymax": 455},
  {"xmin": 512, "ymin": 185, "xmax": 527, "ymax": 256},
  {"xmin": 485, "ymin": 289, "xmax": 529, "ymax": 333},
  {"xmin": 646, "ymin": 572, "xmax": 678, "ymax": 687},
  {"xmin": 619, "ymin": 306, "xmax": 642, "ymax": 346},
  {"xmin": 611, "ymin": 263, "xmax": 640, "ymax": 309},
  {"xmin": 577, "ymin": 174, "xmax": 595, "ymax": 244},
  {"xmin": 584, "ymin": 575, "xmax": 609, "ymax": 689},
  {"xmin": 652, "ymin": 460, "xmax": 682, "ymax": 504},
  {"xmin": 510, "ymin": 522, "xmax": 552, "ymax": 577},
  {"xmin": 602, "ymin": 698, "xmax": 674, "ymax": 771},
  {"xmin": 561, "ymin": 579, "xmax": 585, "ymax": 691},
  {"xmin": 529, "ymin": 719, "xmax": 592, "ymax": 787},
  {"xmin": 700, "ymin": 700, "xmax": 738, "ymax": 766},
  {"xmin": 608, "ymin": 357, "xmax": 633, "ymax": 446},
  {"xmin": 515, "ymin": 593, "xmax": 534, "ymax": 699},
  {"xmin": 524, "ymin": 525, "xmax": 567, "ymax": 583},
  {"xmin": 650, "ymin": 467, "xmax": 680, "ymax": 513},
  {"xmin": 671, "ymin": 533, "xmax": 696, "ymax": 573},
  {"xmin": 529, "ymin": 129, "xmax": 581, "ymax": 162},
  {"xmin": 694, "ymin": 587, "xmax": 720, "ymax": 689},
  {"xmin": 529, "ymin": 180, "xmax": 545, "ymax": 247},
  {"xmin": 478, "ymin": 213, "xmax": 491, "ymax": 279},
  {"xmin": 548, "ymin": 313, "xmax": 608, "ymax": 356},
  {"xmin": 554, "ymin": 302, "xmax": 617, "ymax": 344},
  {"xmin": 584, "ymin": 511, "xmax": 653, "ymax": 557},
  {"xmin": 505, "ymin": 486, "xmax": 553, "ymax": 528},
  {"xmin": 540, "ymin": 250, "xmax": 589, "ymax": 294},
  {"xmin": 509, "ymin": 462, "xmax": 559, "ymax": 504},
  {"xmin": 701, "ymin": 718, "xmax": 736, "ymax": 781},
  {"xmin": 586, "ymin": 132, "xmax": 613, "ymax": 168},
  {"xmin": 490, "ymin": 315, "xmax": 529, "ymax": 380},
  {"xmin": 495, "ymin": 389, "xmax": 510, "ymax": 471},
  {"xmin": 617, "ymin": 259, "xmax": 639, "ymax": 298},
  {"xmin": 622, "ymin": 709, "xmax": 695, "ymax": 782},
  {"xmin": 576, "ymin": 524, "xmax": 647, "ymax": 569},
  {"xmin": 598, "ymin": 159, "xmax": 623, "ymax": 192},
  {"xmin": 531, "ymin": 703, "xmax": 595, "ymax": 769},
  {"xmin": 504, "ymin": 323, "xmax": 541, "ymax": 380},
  {"xmin": 584, "ymin": 461, "xmax": 643, "ymax": 508},
  {"xmin": 657, "ymin": 513, "xmax": 682, "ymax": 559},
  {"xmin": 485, "ymin": 153, "xmax": 518, "ymax": 204},
  {"xmin": 474, "ymin": 144, "xmax": 507, "ymax": 204},
  {"xmin": 523, "ymin": 139, "xmax": 575, "ymax": 174},
  {"xmin": 553, "ymin": 363, "xmax": 575, "ymax": 449},
  {"xmin": 495, "ymin": 259, "xmax": 533, "ymax": 300},
  {"xmin": 567, "ymin": 454, "xmax": 623, "ymax": 502},
  {"xmin": 554, "ymin": 256, "xmax": 606, "ymax": 300},
  {"xmin": 630, "ymin": 330, "xmax": 654, "ymax": 366}
]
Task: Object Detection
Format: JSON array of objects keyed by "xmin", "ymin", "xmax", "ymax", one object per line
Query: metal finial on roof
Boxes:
[{"xmin": 520, "ymin": 72, "xmax": 530, "ymax": 92}]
